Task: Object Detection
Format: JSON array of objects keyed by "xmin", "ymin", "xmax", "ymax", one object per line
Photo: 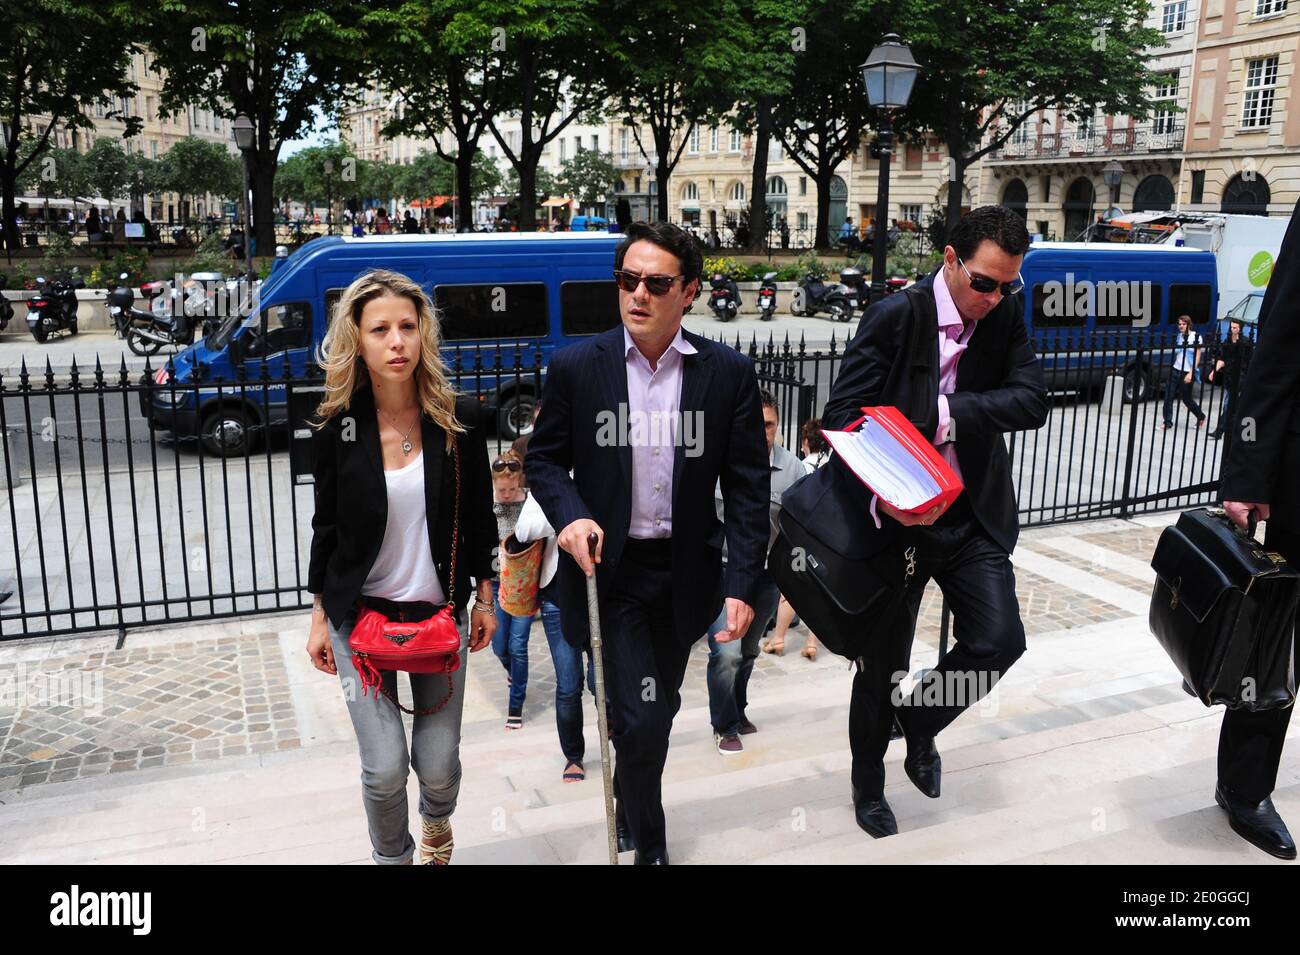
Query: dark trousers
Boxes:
[
  {"xmin": 849, "ymin": 498, "xmax": 1027, "ymax": 798},
  {"xmin": 1163, "ymin": 371, "xmax": 1206, "ymax": 426},
  {"xmin": 1218, "ymin": 520, "xmax": 1298, "ymax": 803},
  {"xmin": 602, "ymin": 538, "xmax": 695, "ymax": 858}
]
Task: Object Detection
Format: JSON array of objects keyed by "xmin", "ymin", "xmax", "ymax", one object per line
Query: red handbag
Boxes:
[{"xmin": 349, "ymin": 434, "xmax": 463, "ymax": 716}]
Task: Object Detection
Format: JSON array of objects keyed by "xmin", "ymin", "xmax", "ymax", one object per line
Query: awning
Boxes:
[
  {"xmin": 408, "ymin": 195, "xmax": 454, "ymax": 209},
  {"xmin": 542, "ymin": 196, "xmax": 575, "ymax": 207}
]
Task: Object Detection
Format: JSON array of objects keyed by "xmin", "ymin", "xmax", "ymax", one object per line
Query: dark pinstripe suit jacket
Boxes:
[{"xmin": 525, "ymin": 324, "xmax": 770, "ymax": 648}]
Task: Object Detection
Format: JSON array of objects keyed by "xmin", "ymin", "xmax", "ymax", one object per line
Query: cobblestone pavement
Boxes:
[
  {"xmin": 0, "ymin": 519, "xmax": 1157, "ymax": 794},
  {"xmin": 0, "ymin": 633, "xmax": 297, "ymax": 792}
]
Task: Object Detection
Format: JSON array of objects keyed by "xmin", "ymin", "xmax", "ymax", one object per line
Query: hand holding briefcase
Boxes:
[{"xmin": 1149, "ymin": 507, "xmax": 1299, "ymax": 711}]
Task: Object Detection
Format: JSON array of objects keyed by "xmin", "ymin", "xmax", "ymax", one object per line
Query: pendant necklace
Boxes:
[{"xmin": 383, "ymin": 409, "xmax": 418, "ymax": 456}]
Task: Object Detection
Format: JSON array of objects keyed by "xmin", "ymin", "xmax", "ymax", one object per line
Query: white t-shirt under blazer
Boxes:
[{"xmin": 360, "ymin": 451, "xmax": 447, "ymax": 605}]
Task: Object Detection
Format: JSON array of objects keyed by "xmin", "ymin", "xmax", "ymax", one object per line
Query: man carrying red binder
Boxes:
[{"xmin": 823, "ymin": 205, "xmax": 1048, "ymax": 838}]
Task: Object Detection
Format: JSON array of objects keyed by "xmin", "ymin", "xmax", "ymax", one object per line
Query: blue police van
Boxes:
[
  {"xmin": 141, "ymin": 232, "xmax": 625, "ymax": 456},
  {"xmin": 1020, "ymin": 242, "xmax": 1219, "ymax": 401}
]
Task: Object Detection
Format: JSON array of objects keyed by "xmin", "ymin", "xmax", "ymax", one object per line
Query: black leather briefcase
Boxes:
[
  {"xmin": 1149, "ymin": 507, "xmax": 1299, "ymax": 710},
  {"xmin": 767, "ymin": 455, "xmax": 917, "ymax": 660}
]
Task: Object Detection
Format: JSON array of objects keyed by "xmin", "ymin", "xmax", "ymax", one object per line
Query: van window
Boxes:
[
  {"xmin": 324, "ymin": 288, "xmax": 345, "ymax": 325},
  {"xmin": 244, "ymin": 302, "xmax": 311, "ymax": 358},
  {"xmin": 1029, "ymin": 283, "xmax": 1085, "ymax": 328},
  {"xmin": 561, "ymin": 280, "xmax": 620, "ymax": 335},
  {"xmin": 1093, "ymin": 282, "xmax": 1162, "ymax": 327},
  {"xmin": 1167, "ymin": 283, "xmax": 1212, "ymax": 325},
  {"xmin": 434, "ymin": 282, "xmax": 548, "ymax": 340}
]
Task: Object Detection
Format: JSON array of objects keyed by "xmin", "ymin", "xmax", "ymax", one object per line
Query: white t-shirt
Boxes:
[
  {"xmin": 1173, "ymin": 333, "xmax": 1203, "ymax": 373},
  {"xmin": 361, "ymin": 452, "xmax": 446, "ymax": 604}
]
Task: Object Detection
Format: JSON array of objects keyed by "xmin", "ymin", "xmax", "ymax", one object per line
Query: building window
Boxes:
[
  {"xmin": 729, "ymin": 182, "xmax": 745, "ymax": 202},
  {"xmin": 1255, "ymin": 0, "xmax": 1287, "ymax": 16},
  {"xmin": 799, "ymin": 176, "xmax": 807, "ymax": 196},
  {"xmin": 709, "ymin": 127, "xmax": 718, "ymax": 152},
  {"xmin": 560, "ymin": 138, "xmax": 566, "ymax": 161},
  {"xmin": 1190, "ymin": 170, "xmax": 1206, "ymax": 203},
  {"xmin": 1161, "ymin": 0, "xmax": 1187, "ymax": 33},
  {"xmin": 728, "ymin": 129, "xmax": 741, "ymax": 152},
  {"xmin": 1152, "ymin": 71, "xmax": 1179, "ymax": 134},
  {"xmin": 683, "ymin": 181, "xmax": 699, "ymax": 200},
  {"xmin": 901, "ymin": 204, "xmax": 922, "ymax": 223},
  {"xmin": 797, "ymin": 212, "xmax": 808, "ymax": 231},
  {"xmin": 619, "ymin": 127, "xmax": 629, "ymax": 156},
  {"xmin": 903, "ymin": 144, "xmax": 922, "ymax": 170},
  {"xmin": 688, "ymin": 127, "xmax": 699, "ymax": 154},
  {"xmin": 1075, "ymin": 111, "xmax": 1095, "ymax": 142},
  {"xmin": 1241, "ymin": 56, "xmax": 1279, "ymax": 129},
  {"xmin": 768, "ymin": 137, "xmax": 782, "ymax": 161},
  {"xmin": 591, "ymin": 134, "xmax": 598, "ymax": 151}
]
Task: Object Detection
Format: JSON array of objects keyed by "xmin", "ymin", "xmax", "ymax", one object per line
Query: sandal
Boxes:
[
  {"xmin": 801, "ymin": 641, "xmax": 817, "ymax": 661},
  {"xmin": 562, "ymin": 760, "xmax": 586, "ymax": 783},
  {"xmin": 505, "ymin": 714, "xmax": 523, "ymax": 731},
  {"xmin": 419, "ymin": 817, "xmax": 453, "ymax": 865},
  {"xmin": 762, "ymin": 638, "xmax": 785, "ymax": 655}
]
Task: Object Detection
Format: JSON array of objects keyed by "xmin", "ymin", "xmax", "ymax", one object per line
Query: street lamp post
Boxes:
[
  {"xmin": 860, "ymin": 34, "xmax": 920, "ymax": 304},
  {"xmin": 231, "ymin": 114, "xmax": 256, "ymax": 286},
  {"xmin": 1102, "ymin": 160, "xmax": 1124, "ymax": 218}
]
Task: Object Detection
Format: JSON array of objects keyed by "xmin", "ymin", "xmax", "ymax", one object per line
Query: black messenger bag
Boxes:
[
  {"xmin": 767, "ymin": 455, "xmax": 917, "ymax": 660},
  {"xmin": 1149, "ymin": 507, "xmax": 1299, "ymax": 711}
]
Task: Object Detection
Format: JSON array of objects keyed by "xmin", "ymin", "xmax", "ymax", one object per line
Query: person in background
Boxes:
[
  {"xmin": 705, "ymin": 389, "xmax": 806, "ymax": 754},
  {"xmin": 1208, "ymin": 319, "xmax": 1253, "ymax": 442},
  {"xmin": 763, "ymin": 418, "xmax": 830, "ymax": 658},
  {"xmin": 1161, "ymin": 314, "xmax": 1207, "ymax": 431},
  {"xmin": 490, "ymin": 448, "xmax": 534, "ymax": 730}
]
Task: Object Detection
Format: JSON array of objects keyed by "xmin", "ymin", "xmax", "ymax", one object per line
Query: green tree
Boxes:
[
  {"xmin": 505, "ymin": 165, "xmax": 556, "ymax": 203},
  {"xmin": 600, "ymin": 0, "xmax": 754, "ymax": 222},
  {"xmin": 462, "ymin": 0, "xmax": 613, "ymax": 230},
  {"xmin": 554, "ymin": 150, "xmax": 618, "ymax": 208},
  {"xmin": 0, "ymin": 1, "xmax": 142, "ymax": 256},
  {"xmin": 896, "ymin": 0, "xmax": 1164, "ymax": 236},
  {"xmin": 769, "ymin": 0, "xmax": 879, "ymax": 248},
  {"xmin": 156, "ymin": 136, "xmax": 241, "ymax": 224},
  {"xmin": 364, "ymin": 0, "xmax": 500, "ymax": 232},
  {"xmin": 146, "ymin": 0, "xmax": 367, "ymax": 251},
  {"xmin": 394, "ymin": 151, "xmax": 455, "ymax": 203}
]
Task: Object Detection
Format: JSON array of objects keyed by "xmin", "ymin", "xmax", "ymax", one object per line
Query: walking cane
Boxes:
[{"xmin": 586, "ymin": 531, "xmax": 619, "ymax": 865}]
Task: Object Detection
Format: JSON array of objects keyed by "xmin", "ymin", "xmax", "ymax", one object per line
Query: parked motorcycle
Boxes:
[
  {"xmin": 708, "ymin": 273, "xmax": 741, "ymax": 322},
  {"xmin": 791, "ymin": 270, "xmax": 855, "ymax": 323},
  {"xmin": 105, "ymin": 272, "xmax": 155, "ymax": 342},
  {"xmin": 123, "ymin": 297, "xmax": 197, "ymax": 356},
  {"xmin": 27, "ymin": 271, "xmax": 83, "ymax": 342},
  {"xmin": 757, "ymin": 272, "xmax": 779, "ymax": 321},
  {"xmin": 0, "ymin": 275, "xmax": 14, "ymax": 332}
]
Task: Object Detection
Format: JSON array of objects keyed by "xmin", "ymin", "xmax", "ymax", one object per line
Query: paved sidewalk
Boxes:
[{"xmin": 0, "ymin": 512, "xmax": 1295, "ymax": 864}]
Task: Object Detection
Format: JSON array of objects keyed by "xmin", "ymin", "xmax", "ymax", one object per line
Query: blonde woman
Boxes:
[{"xmin": 306, "ymin": 269, "xmax": 498, "ymax": 865}]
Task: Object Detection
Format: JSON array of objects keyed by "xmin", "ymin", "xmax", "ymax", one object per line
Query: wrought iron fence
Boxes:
[{"xmin": 0, "ymin": 328, "xmax": 1248, "ymax": 641}]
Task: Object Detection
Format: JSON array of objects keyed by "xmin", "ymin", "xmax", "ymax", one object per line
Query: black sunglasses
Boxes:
[
  {"xmin": 613, "ymin": 269, "xmax": 686, "ymax": 296},
  {"xmin": 958, "ymin": 257, "xmax": 1024, "ymax": 296},
  {"xmin": 491, "ymin": 459, "xmax": 522, "ymax": 473}
]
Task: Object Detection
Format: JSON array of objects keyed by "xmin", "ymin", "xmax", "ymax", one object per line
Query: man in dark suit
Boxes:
[
  {"xmin": 526, "ymin": 221, "xmax": 770, "ymax": 864},
  {"xmin": 823, "ymin": 205, "xmax": 1048, "ymax": 837},
  {"xmin": 1217, "ymin": 196, "xmax": 1300, "ymax": 861}
]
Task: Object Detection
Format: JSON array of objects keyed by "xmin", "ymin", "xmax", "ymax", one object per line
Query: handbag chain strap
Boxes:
[{"xmin": 446, "ymin": 432, "xmax": 460, "ymax": 610}]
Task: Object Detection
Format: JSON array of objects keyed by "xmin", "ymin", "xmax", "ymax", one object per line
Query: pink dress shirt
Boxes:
[
  {"xmin": 624, "ymin": 326, "xmax": 698, "ymax": 538},
  {"xmin": 867, "ymin": 272, "xmax": 975, "ymax": 527}
]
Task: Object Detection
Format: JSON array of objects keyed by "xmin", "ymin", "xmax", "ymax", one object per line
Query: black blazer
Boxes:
[
  {"xmin": 1220, "ymin": 197, "xmax": 1300, "ymax": 530},
  {"xmin": 307, "ymin": 383, "xmax": 498, "ymax": 630},
  {"xmin": 822, "ymin": 271, "xmax": 1048, "ymax": 554},
  {"xmin": 525, "ymin": 325, "xmax": 770, "ymax": 648}
]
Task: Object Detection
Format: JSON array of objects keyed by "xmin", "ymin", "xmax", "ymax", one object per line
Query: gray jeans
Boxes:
[{"xmin": 329, "ymin": 615, "xmax": 469, "ymax": 865}]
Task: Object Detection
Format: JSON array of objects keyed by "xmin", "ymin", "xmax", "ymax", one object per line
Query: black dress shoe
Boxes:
[
  {"xmin": 1215, "ymin": 783, "xmax": 1297, "ymax": 860},
  {"xmin": 634, "ymin": 850, "xmax": 669, "ymax": 865},
  {"xmin": 851, "ymin": 786, "xmax": 898, "ymax": 838},
  {"xmin": 903, "ymin": 735, "xmax": 941, "ymax": 798},
  {"xmin": 615, "ymin": 821, "xmax": 636, "ymax": 854}
]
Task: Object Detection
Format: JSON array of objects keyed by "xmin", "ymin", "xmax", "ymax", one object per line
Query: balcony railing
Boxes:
[{"xmin": 989, "ymin": 123, "xmax": 1185, "ymax": 161}]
